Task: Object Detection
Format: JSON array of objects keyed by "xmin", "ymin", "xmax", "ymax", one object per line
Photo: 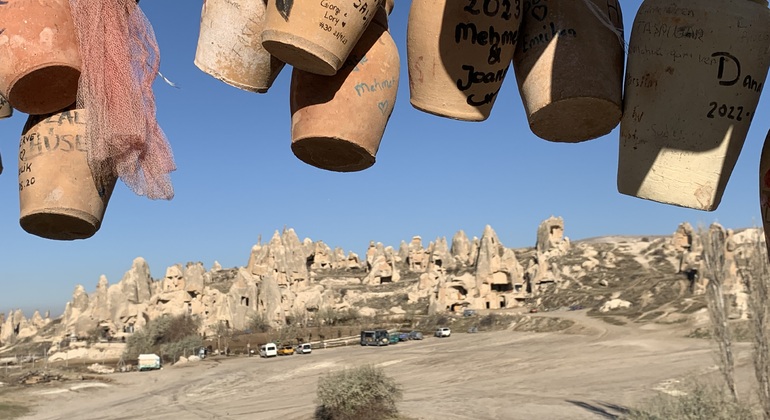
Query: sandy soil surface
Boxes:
[{"xmin": 8, "ymin": 312, "xmax": 755, "ymax": 420}]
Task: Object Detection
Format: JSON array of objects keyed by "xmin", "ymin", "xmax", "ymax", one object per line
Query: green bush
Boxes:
[
  {"xmin": 624, "ymin": 382, "xmax": 755, "ymax": 420},
  {"xmin": 316, "ymin": 365, "xmax": 402, "ymax": 420},
  {"xmin": 123, "ymin": 314, "xmax": 201, "ymax": 362}
]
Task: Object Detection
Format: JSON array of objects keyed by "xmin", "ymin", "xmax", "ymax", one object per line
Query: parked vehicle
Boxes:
[
  {"xmin": 463, "ymin": 309, "xmax": 476, "ymax": 317},
  {"xmin": 278, "ymin": 344, "xmax": 295, "ymax": 356},
  {"xmin": 259, "ymin": 343, "xmax": 278, "ymax": 357},
  {"xmin": 398, "ymin": 332, "xmax": 409, "ymax": 342},
  {"xmin": 360, "ymin": 329, "xmax": 389, "ymax": 346},
  {"xmin": 138, "ymin": 353, "xmax": 161, "ymax": 371},
  {"xmin": 295, "ymin": 343, "xmax": 312, "ymax": 354},
  {"xmin": 388, "ymin": 332, "xmax": 401, "ymax": 344},
  {"xmin": 407, "ymin": 331, "xmax": 423, "ymax": 340},
  {"xmin": 435, "ymin": 327, "xmax": 451, "ymax": 338}
]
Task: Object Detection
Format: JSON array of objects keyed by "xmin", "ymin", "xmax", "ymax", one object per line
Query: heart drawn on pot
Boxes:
[
  {"xmin": 378, "ymin": 100, "xmax": 389, "ymax": 114},
  {"xmin": 531, "ymin": 4, "xmax": 547, "ymax": 21}
]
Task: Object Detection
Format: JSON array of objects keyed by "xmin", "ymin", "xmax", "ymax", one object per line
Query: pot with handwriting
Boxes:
[
  {"xmin": 618, "ymin": 0, "xmax": 770, "ymax": 211},
  {"xmin": 290, "ymin": 5, "xmax": 398, "ymax": 171},
  {"xmin": 513, "ymin": 0, "xmax": 625, "ymax": 142},
  {"xmin": 407, "ymin": 0, "xmax": 523, "ymax": 121},
  {"xmin": 0, "ymin": 0, "xmax": 81, "ymax": 115}
]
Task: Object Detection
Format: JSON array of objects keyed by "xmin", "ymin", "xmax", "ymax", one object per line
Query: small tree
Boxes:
[
  {"xmin": 702, "ymin": 224, "xmax": 738, "ymax": 403},
  {"xmin": 249, "ymin": 312, "xmax": 272, "ymax": 333},
  {"xmin": 316, "ymin": 365, "xmax": 402, "ymax": 420},
  {"xmin": 123, "ymin": 314, "xmax": 201, "ymax": 363},
  {"xmin": 739, "ymin": 232, "xmax": 770, "ymax": 419}
]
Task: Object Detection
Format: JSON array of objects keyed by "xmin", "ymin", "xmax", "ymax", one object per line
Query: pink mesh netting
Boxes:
[{"xmin": 69, "ymin": 0, "xmax": 175, "ymax": 200}]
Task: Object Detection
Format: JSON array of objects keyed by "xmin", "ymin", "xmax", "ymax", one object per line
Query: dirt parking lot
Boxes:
[{"xmin": 9, "ymin": 312, "xmax": 755, "ymax": 420}]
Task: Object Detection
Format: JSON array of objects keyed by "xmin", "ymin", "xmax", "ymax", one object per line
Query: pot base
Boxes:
[
  {"xmin": 529, "ymin": 97, "xmax": 621, "ymax": 143},
  {"xmin": 291, "ymin": 136, "xmax": 375, "ymax": 172},
  {"xmin": 262, "ymin": 29, "xmax": 339, "ymax": 76},
  {"xmin": 20, "ymin": 209, "xmax": 102, "ymax": 240},
  {"xmin": 9, "ymin": 65, "xmax": 80, "ymax": 115}
]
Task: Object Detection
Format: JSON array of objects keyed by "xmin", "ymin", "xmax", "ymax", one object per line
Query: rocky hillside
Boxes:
[{"xmin": 0, "ymin": 218, "xmax": 763, "ymax": 356}]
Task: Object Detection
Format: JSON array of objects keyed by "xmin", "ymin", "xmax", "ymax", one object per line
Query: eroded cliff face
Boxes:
[{"xmin": 3, "ymin": 221, "xmax": 762, "ymax": 348}]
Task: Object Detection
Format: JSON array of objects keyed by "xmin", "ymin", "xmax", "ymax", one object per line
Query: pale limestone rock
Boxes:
[
  {"xmin": 346, "ymin": 252, "xmax": 362, "ymax": 270},
  {"xmin": 358, "ymin": 307, "xmax": 377, "ymax": 317},
  {"xmin": 366, "ymin": 241, "xmax": 377, "ymax": 270},
  {"xmin": 672, "ymin": 222, "xmax": 696, "ymax": 252},
  {"xmin": 430, "ymin": 237, "xmax": 453, "ymax": 271},
  {"xmin": 212, "ymin": 261, "xmax": 222, "ymax": 271},
  {"xmin": 363, "ymin": 245, "xmax": 400, "ymax": 285},
  {"xmin": 311, "ymin": 241, "xmax": 334, "ymax": 270},
  {"xmin": 88, "ymin": 363, "xmax": 115, "ymax": 374},
  {"xmin": 119, "ymin": 258, "xmax": 154, "ymax": 304},
  {"xmin": 397, "ymin": 240, "xmax": 409, "ymax": 263},
  {"xmin": 163, "ymin": 265, "xmax": 185, "ymax": 292},
  {"xmin": 451, "ymin": 230, "xmax": 472, "ymax": 266},
  {"xmin": 600, "ymin": 298, "xmax": 631, "ymax": 312},
  {"xmin": 184, "ymin": 262, "xmax": 206, "ymax": 294},
  {"xmin": 390, "ymin": 306, "xmax": 406, "ymax": 314},
  {"xmin": 407, "ymin": 236, "xmax": 430, "ymax": 272}
]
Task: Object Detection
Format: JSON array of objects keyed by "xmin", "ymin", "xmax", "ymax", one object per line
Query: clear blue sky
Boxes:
[{"xmin": 1, "ymin": 0, "xmax": 767, "ymax": 317}]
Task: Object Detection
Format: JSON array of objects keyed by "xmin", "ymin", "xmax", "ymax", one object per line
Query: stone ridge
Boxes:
[{"xmin": 0, "ymin": 221, "xmax": 763, "ymax": 352}]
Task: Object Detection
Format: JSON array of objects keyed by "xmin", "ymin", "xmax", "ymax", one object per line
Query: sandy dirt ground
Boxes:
[{"xmin": 8, "ymin": 312, "xmax": 756, "ymax": 420}]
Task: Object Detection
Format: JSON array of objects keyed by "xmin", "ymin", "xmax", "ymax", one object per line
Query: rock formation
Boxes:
[{"xmin": 2, "ymin": 219, "xmax": 764, "ymax": 355}]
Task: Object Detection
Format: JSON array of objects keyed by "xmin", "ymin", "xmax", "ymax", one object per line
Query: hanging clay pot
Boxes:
[
  {"xmin": 512, "ymin": 0, "xmax": 625, "ymax": 142},
  {"xmin": 262, "ymin": 0, "xmax": 380, "ymax": 76},
  {"xmin": 0, "ymin": 0, "xmax": 81, "ymax": 115},
  {"xmin": 618, "ymin": 0, "xmax": 770, "ymax": 211},
  {"xmin": 290, "ymin": 6, "xmax": 398, "ymax": 172},
  {"xmin": 195, "ymin": 0, "xmax": 285, "ymax": 93},
  {"xmin": 18, "ymin": 109, "xmax": 117, "ymax": 240},
  {"xmin": 761, "ymin": 130, "xmax": 770, "ymax": 258},
  {"xmin": 407, "ymin": 0, "xmax": 523, "ymax": 122},
  {"xmin": 0, "ymin": 95, "xmax": 11, "ymax": 119}
]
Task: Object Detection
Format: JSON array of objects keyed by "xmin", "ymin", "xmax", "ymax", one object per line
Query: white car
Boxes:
[
  {"xmin": 435, "ymin": 327, "xmax": 451, "ymax": 338},
  {"xmin": 295, "ymin": 343, "xmax": 312, "ymax": 354}
]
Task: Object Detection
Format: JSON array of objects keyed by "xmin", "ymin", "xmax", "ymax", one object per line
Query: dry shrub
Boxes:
[
  {"xmin": 123, "ymin": 314, "xmax": 201, "ymax": 362},
  {"xmin": 623, "ymin": 381, "xmax": 754, "ymax": 420},
  {"xmin": 315, "ymin": 365, "xmax": 402, "ymax": 420}
]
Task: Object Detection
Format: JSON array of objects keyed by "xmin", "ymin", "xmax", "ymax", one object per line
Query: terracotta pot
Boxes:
[
  {"xmin": 0, "ymin": 95, "xmax": 11, "ymax": 119},
  {"xmin": 407, "ymin": 0, "xmax": 523, "ymax": 122},
  {"xmin": 19, "ymin": 109, "xmax": 117, "ymax": 240},
  {"xmin": 262, "ymin": 0, "xmax": 380, "ymax": 76},
  {"xmin": 618, "ymin": 0, "xmax": 770, "ymax": 211},
  {"xmin": 0, "ymin": 0, "xmax": 81, "ymax": 115},
  {"xmin": 195, "ymin": 0, "xmax": 285, "ymax": 93},
  {"xmin": 761, "ymin": 130, "xmax": 770, "ymax": 257},
  {"xmin": 290, "ymin": 6, "xmax": 398, "ymax": 172},
  {"xmin": 513, "ymin": 0, "xmax": 624, "ymax": 142}
]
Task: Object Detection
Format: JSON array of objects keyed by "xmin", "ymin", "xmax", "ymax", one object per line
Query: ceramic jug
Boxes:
[
  {"xmin": 262, "ymin": 0, "xmax": 380, "ymax": 76},
  {"xmin": 619, "ymin": 0, "xmax": 770, "ymax": 211},
  {"xmin": 290, "ymin": 5, "xmax": 398, "ymax": 172},
  {"xmin": 0, "ymin": 0, "xmax": 81, "ymax": 115},
  {"xmin": 19, "ymin": 109, "xmax": 117, "ymax": 240},
  {"xmin": 195, "ymin": 0, "xmax": 285, "ymax": 93},
  {"xmin": 407, "ymin": 0, "xmax": 523, "ymax": 121},
  {"xmin": 513, "ymin": 0, "xmax": 624, "ymax": 142}
]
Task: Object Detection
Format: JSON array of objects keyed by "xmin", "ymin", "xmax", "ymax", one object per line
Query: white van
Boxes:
[
  {"xmin": 259, "ymin": 343, "xmax": 277, "ymax": 358},
  {"xmin": 296, "ymin": 343, "xmax": 312, "ymax": 354}
]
